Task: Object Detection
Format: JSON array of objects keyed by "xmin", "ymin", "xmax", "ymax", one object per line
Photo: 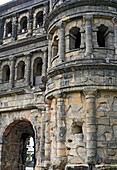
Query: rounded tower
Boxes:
[{"xmin": 45, "ymin": 0, "xmax": 117, "ymax": 170}]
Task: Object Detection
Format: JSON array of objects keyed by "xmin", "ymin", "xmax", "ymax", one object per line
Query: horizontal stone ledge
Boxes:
[{"xmin": 96, "ymin": 164, "xmax": 117, "ymax": 170}]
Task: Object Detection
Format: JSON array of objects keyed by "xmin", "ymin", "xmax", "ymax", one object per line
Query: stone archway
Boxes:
[{"xmin": 1, "ymin": 120, "xmax": 35, "ymax": 170}]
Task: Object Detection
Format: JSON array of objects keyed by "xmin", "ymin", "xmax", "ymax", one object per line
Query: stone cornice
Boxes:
[
  {"xmin": 45, "ymin": 0, "xmax": 117, "ymax": 29},
  {"xmin": 0, "ymin": 34, "xmax": 47, "ymax": 54},
  {"xmin": 0, "ymin": 0, "xmax": 48, "ymax": 17},
  {"xmin": 47, "ymin": 59, "xmax": 117, "ymax": 78}
]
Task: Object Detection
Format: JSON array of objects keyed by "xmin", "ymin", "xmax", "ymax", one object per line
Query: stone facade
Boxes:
[{"xmin": 0, "ymin": 0, "xmax": 117, "ymax": 170}]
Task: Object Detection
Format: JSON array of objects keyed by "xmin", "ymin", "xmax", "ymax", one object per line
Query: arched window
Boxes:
[
  {"xmin": 17, "ymin": 61, "xmax": 25, "ymax": 80},
  {"xmin": 20, "ymin": 16, "xmax": 27, "ymax": 33},
  {"xmin": 36, "ymin": 11, "xmax": 43, "ymax": 28},
  {"xmin": 52, "ymin": 35, "xmax": 58, "ymax": 57},
  {"xmin": 2, "ymin": 65, "xmax": 10, "ymax": 82},
  {"xmin": 6, "ymin": 21, "xmax": 12, "ymax": 37},
  {"xmin": 97, "ymin": 25, "xmax": 108, "ymax": 47},
  {"xmin": 69, "ymin": 27, "xmax": 81, "ymax": 50},
  {"xmin": 33, "ymin": 57, "xmax": 43, "ymax": 86}
]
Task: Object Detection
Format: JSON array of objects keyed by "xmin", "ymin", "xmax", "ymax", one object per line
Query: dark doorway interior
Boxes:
[{"xmin": 1, "ymin": 120, "xmax": 35, "ymax": 170}]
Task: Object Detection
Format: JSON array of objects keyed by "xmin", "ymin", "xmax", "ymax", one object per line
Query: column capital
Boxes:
[
  {"xmin": 23, "ymin": 51, "xmax": 32, "ymax": 57},
  {"xmin": 9, "ymin": 55, "xmax": 16, "ymax": 61},
  {"xmin": 83, "ymin": 14, "xmax": 93, "ymax": 21},
  {"xmin": 57, "ymin": 21, "xmax": 65, "ymax": 29},
  {"xmin": 41, "ymin": 47, "xmax": 48, "ymax": 53},
  {"xmin": 48, "ymin": 33, "xmax": 53, "ymax": 40},
  {"xmin": 112, "ymin": 17, "xmax": 117, "ymax": 24},
  {"xmin": 83, "ymin": 89, "xmax": 97, "ymax": 98},
  {"xmin": 54, "ymin": 92, "xmax": 66, "ymax": 99}
]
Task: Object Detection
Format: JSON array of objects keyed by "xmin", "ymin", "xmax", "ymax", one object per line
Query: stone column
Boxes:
[
  {"xmin": 12, "ymin": 15, "xmax": 18, "ymax": 40},
  {"xmin": 113, "ymin": 17, "xmax": 117, "ymax": 58},
  {"xmin": 56, "ymin": 93, "xmax": 66, "ymax": 168},
  {"xmin": 0, "ymin": 19, "xmax": 3, "ymax": 45},
  {"xmin": 9, "ymin": 56, "xmax": 15, "ymax": 88},
  {"xmin": 25, "ymin": 52, "xmax": 32, "ymax": 86},
  {"xmin": 48, "ymin": 34, "xmax": 52, "ymax": 69},
  {"xmin": 58, "ymin": 22, "xmax": 65, "ymax": 63},
  {"xmin": 44, "ymin": 100, "xmax": 51, "ymax": 168},
  {"xmin": 40, "ymin": 111, "xmax": 45, "ymax": 164},
  {"xmin": 28, "ymin": 9, "xmax": 33, "ymax": 36},
  {"xmin": 84, "ymin": 15, "xmax": 93, "ymax": 56},
  {"xmin": 84, "ymin": 90, "xmax": 97, "ymax": 167},
  {"xmin": 42, "ymin": 49, "xmax": 47, "ymax": 76}
]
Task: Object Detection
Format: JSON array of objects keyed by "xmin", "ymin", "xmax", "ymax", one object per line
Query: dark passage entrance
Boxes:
[{"xmin": 1, "ymin": 120, "xmax": 35, "ymax": 170}]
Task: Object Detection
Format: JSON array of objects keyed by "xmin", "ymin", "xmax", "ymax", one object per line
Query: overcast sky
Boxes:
[{"xmin": 0, "ymin": 0, "xmax": 12, "ymax": 5}]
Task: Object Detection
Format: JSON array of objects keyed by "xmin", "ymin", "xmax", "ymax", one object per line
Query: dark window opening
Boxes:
[
  {"xmin": 17, "ymin": 61, "xmax": 25, "ymax": 80},
  {"xmin": 52, "ymin": 35, "xmax": 58, "ymax": 57},
  {"xmin": 20, "ymin": 16, "xmax": 27, "ymax": 33},
  {"xmin": 36, "ymin": 11, "xmax": 43, "ymax": 28},
  {"xmin": 6, "ymin": 21, "xmax": 12, "ymax": 37},
  {"xmin": 69, "ymin": 27, "xmax": 81, "ymax": 50},
  {"xmin": 97, "ymin": 25, "xmax": 108, "ymax": 47},
  {"xmin": 2, "ymin": 65, "xmax": 10, "ymax": 82},
  {"xmin": 33, "ymin": 57, "xmax": 43, "ymax": 86}
]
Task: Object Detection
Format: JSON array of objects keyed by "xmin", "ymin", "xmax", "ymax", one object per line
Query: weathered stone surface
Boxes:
[{"xmin": 1, "ymin": 0, "xmax": 117, "ymax": 170}]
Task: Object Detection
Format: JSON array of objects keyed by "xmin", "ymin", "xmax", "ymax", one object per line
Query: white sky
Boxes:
[{"xmin": 0, "ymin": 0, "xmax": 12, "ymax": 5}]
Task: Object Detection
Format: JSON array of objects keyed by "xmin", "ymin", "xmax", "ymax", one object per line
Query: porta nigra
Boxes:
[{"xmin": 0, "ymin": 0, "xmax": 117, "ymax": 169}]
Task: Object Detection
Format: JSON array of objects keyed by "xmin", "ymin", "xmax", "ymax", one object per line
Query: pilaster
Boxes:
[
  {"xmin": 48, "ymin": 33, "xmax": 52, "ymax": 69},
  {"xmin": 44, "ymin": 99, "xmax": 51, "ymax": 168},
  {"xmin": 0, "ymin": 19, "xmax": 3, "ymax": 45},
  {"xmin": 40, "ymin": 111, "xmax": 45, "ymax": 163},
  {"xmin": 25, "ymin": 52, "xmax": 32, "ymax": 86},
  {"xmin": 80, "ymin": 27, "xmax": 85, "ymax": 48},
  {"xmin": 42, "ymin": 49, "xmax": 47, "ymax": 76},
  {"xmin": 12, "ymin": 14, "xmax": 18, "ymax": 40},
  {"xmin": 58, "ymin": 22, "xmax": 65, "ymax": 63},
  {"xmin": 84, "ymin": 15, "xmax": 93, "ymax": 57},
  {"xmin": 28, "ymin": 8, "xmax": 33, "ymax": 37},
  {"xmin": 84, "ymin": 90, "xmax": 97, "ymax": 166},
  {"xmin": 9, "ymin": 56, "xmax": 16, "ymax": 88},
  {"xmin": 113, "ymin": 17, "xmax": 117, "ymax": 58},
  {"xmin": 49, "ymin": 0, "xmax": 53, "ymax": 12},
  {"xmin": 92, "ymin": 25, "xmax": 99, "ymax": 48},
  {"xmin": 55, "ymin": 93, "xmax": 66, "ymax": 168}
]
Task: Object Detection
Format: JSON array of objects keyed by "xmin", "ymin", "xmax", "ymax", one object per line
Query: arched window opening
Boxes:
[
  {"xmin": 2, "ymin": 65, "xmax": 10, "ymax": 82},
  {"xmin": 36, "ymin": 11, "xmax": 43, "ymax": 28},
  {"xmin": 97, "ymin": 25, "xmax": 108, "ymax": 47},
  {"xmin": 17, "ymin": 61, "xmax": 25, "ymax": 80},
  {"xmin": 69, "ymin": 27, "xmax": 81, "ymax": 50},
  {"xmin": 6, "ymin": 21, "xmax": 12, "ymax": 37},
  {"xmin": 33, "ymin": 57, "xmax": 43, "ymax": 86},
  {"xmin": 20, "ymin": 16, "xmax": 27, "ymax": 33},
  {"xmin": 52, "ymin": 35, "xmax": 58, "ymax": 57}
]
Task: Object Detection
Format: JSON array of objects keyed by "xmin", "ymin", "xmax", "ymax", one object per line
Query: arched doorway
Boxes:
[{"xmin": 1, "ymin": 120, "xmax": 35, "ymax": 170}]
